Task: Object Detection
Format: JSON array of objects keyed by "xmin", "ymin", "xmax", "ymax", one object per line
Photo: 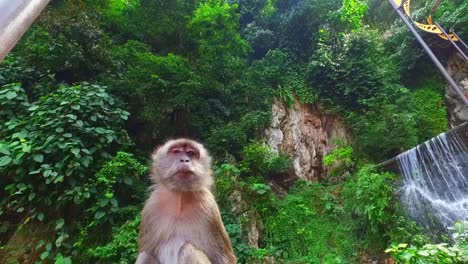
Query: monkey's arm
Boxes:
[
  {"xmin": 209, "ymin": 208, "xmax": 237, "ymax": 264},
  {"xmin": 137, "ymin": 205, "xmax": 161, "ymax": 264},
  {"xmin": 135, "ymin": 251, "xmax": 159, "ymax": 264}
]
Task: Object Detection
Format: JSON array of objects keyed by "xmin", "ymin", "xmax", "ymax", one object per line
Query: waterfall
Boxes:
[{"xmin": 397, "ymin": 124, "xmax": 468, "ymax": 230}]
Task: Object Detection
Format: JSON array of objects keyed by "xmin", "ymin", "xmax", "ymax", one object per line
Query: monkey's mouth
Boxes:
[{"xmin": 175, "ymin": 170, "xmax": 194, "ymax": 181}]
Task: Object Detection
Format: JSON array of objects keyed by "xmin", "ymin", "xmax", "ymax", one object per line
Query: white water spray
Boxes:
[{"xmin": 397, "ymin": 127, "xmax": 468, "ymax": 230}]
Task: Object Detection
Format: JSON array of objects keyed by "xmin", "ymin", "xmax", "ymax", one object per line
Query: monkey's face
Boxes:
[{"xmin": 152, "ymin": 140, "xmax": 213, "ymax": 192}]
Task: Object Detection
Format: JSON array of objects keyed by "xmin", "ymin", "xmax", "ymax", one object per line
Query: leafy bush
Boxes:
[
  {"xmin": 308, "ymin": 28, "xmax": 400, "ymax": 111},
  {"xmin": 84, "ymin": 152, "xmax": 147, "ymax": 226},
  {"xmin": 264, "ymin": 180, "xmax": 359, "ymax": 263},
  {"xmin": 188, "ymin": 0, "xmax": 250, "ymax": 82},
  {"xmin": 15, "ymin": 4, "xmax": 115, "ymax": 82},
  {"xmin": 344, "ymin": 166, "xmax": 396, "ymax": 231},
  {"xmin": 0, "ymin": 82, "xmax": 131, "ymax": 262},
  {"xmin": 323, "ymin": 141, "xmax": 356, "ymax": 177},
  {"xmin": 386, "ymin": 221, "xmax": 468, "ymax": 264},
  {"xmin": 72, "ymin": 152, "xmax": 147, "ymax": 262},
  {"xmin": 208, "ymin": 112, "xmax": 271, "ymax": 159},
  {"xmin": 350, "ymin": 100, "xmax": 419, "ymax": 161},
  {"xmin": 0, "ymin": 82, "xmax": 130, "ymax": 215},
  {"xmin": 85, "ymin": 214, "xmax": 141, "ymax": 264},
  {"xmin": 386, "ymin": 242, "xmax": 464, "ymax": 264},
  {"xmin": 214, "ymin": 164, "xmax": 256, "ymax": 263},
  {"xmin": 411, "ymin": 88, "xmax": 448, "ymax": 141},
  {"xmin": 239, "ymin": 142, "xmax": 290, "ymax": 177},
  {"xmin": 338, "ymin": 0, "xmax": 368, "ymax": 29}
]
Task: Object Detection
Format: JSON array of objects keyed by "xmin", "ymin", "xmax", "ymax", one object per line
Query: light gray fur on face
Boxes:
[{"xmin": 150, "ymin": 138, "xmax": 213, "ymax": 191}]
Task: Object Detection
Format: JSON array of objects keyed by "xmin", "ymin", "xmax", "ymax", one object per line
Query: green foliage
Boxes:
[
  {"xmin": 388, "ymin": 216, "xmax": 431, "ymax": 248},
  {"xmin": 272, "ymin": 0, "xmax": 342, "ymax": 58},
  {"xmin": 308, "ymin": 27, "xmax": 400, "ymax": 111},
  {"xmin": 349, "ymin": 98, "xmax": 420, "ymax": 161},
  {"xmin": 0, "ymin": 55, "xmax": 47, "ymax": 91},
  {"xmin": 249, "ymin": 49, "xmax": 317, "ymax": 105},
  {"xmin": 386, "ymin": 243, "xmax": 465, "ymax": 264},
  {"xmin": 338, "ymin": 0, "xmax": 368, "ymax": 29},
  {"xmin": 240, "ymin": 142, "xmax": 290, "ymax": 177},
  {"xmin": 0, "ymin": 83, "xmax": 130, "ymax": 217},
  {"xmin": 343, "ymin": 166, "xmax": 396, "ymax": 235},
  {"xmin": 105, "ymin": 0, "xmax": 139, "ymax": 19},
  {"xmin": 85, "ymin": 214, "xmax": 141, "ymax": 263},
  {"xmin": 74, "ymin": 152, "xmax": 147, "ymax": 263},
  {"xmin": 411, "ymin": 88, "xmax": 448, "ymax": 141},
  {"xmin": 105, "ymin": 45, "xmax": 203, "ymax": 138},
  {"xmin": 0, "ymin": 82, "xmax": 132, "ymax": 262},
  {"xmin": 15, "ymin": 4, "xmax": 114, "ymax": 81},
  {"xmin": 215, "ymin": 163, "xmax": 241, "ymax": 206},
  {"xmin": 386, "ymin": 221, "xmax": 468, "ymax": 264},
  {"xmin": 323, "ymin": 141, "xmax": 356, "ymax": 177},
  {"xmin": 189, "ymin": 0, "xmax": 250, "ymax": 82},
  {"xmin": 103, "ymin": 0, "xmax": 197, "ymax": 53},
  {"xmin": 1, "ymin": 0, "xmax": 460, "ymax": 263},
  {"xmin": 250, "ymin": 183, "xmax": 271, "ymax": 195},
  {"xmin": 264, "ymin": 180, "xmax": 359, "ymax": 263},
  {"xmin": 214, "ymin": 164, "xmax": 259, "ymax": 263},
  {"xmin": 207, "ymin": 111, "xmax": 271, "ymax": 158},
  {"xmin": 86, "ymin": 152, "xmax": 147, "ymax": 226}
]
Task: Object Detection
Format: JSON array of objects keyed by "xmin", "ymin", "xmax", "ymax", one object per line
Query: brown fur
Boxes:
[{"xmin": 136, "ymin": 139, "xmax": 236, "ymax": 264}]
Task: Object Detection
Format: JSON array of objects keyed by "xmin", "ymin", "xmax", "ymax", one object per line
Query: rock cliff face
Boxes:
[
  {"xmin": 265, "ymin": 98, "xmax": 349, "ymax": 182},
  {"xmin": 446, "ymin": 54, "xmax": 468, "ymax": 127}
]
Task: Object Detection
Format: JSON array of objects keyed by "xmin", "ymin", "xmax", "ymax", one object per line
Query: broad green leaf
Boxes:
[
  {"xmin": 124, "ymin": 177, "xmax": 133, "ymax": 185},
  {"xmin": 418, "ymin": 250, "xmax": 430, "ymax": 256},
  {"xmin": 0, "ymin": 156, "xmax": 12, "ymax": 166},
  {"xmin": 94, "ymin": 211, "xmax": 105, "ymax": 219},
  {"xmin": 37, "ymin": 213, "xmax": 45, "ymax": 221},
  {"xmin": 5, "ymin": 91, "xmax": 17, "ymax": 100},
  {"xmin": 55, "ymin": 219, "xmax": 65, "ymax": 230},
  {"xmin": 33, "ymin": 154, "xmax": 44, "ymax": 163},
  {"xmin": 28, "ymin": 192, "xmax": 36, "ymax": 201},
  {"xmin": 28, "ymin": 105, "xmax": 39, "ymax": 111},
  {"xmin": 40, "ymin": 251, "xmax": 49, "ymax": 260},
  {"xmin": 22, "ymin": 144, "xmax": 31, "ymax": 153},
  {"xmin": 71, "ymin": 148, "xmax": 80, "ymax": 156},
  {"xmin": 99, "ymin": 198, "xmax": 109, "ymax": 207},
  {"xmin": 0, "ymin": 146, "xmax": 10, "ymax": 155}
]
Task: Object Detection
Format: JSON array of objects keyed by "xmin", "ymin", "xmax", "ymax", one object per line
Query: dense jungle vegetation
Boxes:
[{"xmin": 0, "ymin": 0, "xmax": 467, "ymax": 263}]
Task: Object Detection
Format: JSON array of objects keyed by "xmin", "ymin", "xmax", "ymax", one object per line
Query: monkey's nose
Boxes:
[{"xmin": 180, "ymin": 159, "xmax": 190, "ymax": 163}]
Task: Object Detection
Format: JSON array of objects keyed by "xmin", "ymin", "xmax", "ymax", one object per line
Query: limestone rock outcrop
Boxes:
[
  {"xmin": 446, "ymin": 54, "xmax": 468, "ymax": 127},
  {"xmin": 265, "ymin": 98, "xmax": 349, "ymax": 182}
]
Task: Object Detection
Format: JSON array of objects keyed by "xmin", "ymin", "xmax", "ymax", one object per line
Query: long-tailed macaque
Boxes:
[{"xmin": 136, "ymin": 138, "xmax": 237, "ymax": 264}]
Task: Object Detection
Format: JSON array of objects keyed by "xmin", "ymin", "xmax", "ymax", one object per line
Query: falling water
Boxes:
[{"xmin": 397, "ymin": 124, "xmax": 468, "ymax": 231}]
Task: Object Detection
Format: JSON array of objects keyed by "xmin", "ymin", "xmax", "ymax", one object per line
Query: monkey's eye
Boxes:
[
  {"xmin": 171, "ymin": 148, "xmax": 182, "ymax": 154},
  {"xmin": 186, "ymin": 150, "xmax": 195, "ymax": 156}
]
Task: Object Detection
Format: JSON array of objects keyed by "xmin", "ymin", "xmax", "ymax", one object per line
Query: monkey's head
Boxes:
[{"xmin": 151, "ymin": 138, "xmax": 213, "ymax": 192}]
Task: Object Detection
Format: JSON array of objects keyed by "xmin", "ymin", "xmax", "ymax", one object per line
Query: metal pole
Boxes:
[
  {"xmin": 450, "ymin": 31, "xmax": 468, "ymax": 51},
  {"xmin": 388, "ymin": 0, "xmax": 468, "ymax": 107},
  {"xmin": 0, "ymin": 0, "xmax": 51, "ymax": 62},
  {"xmin": 435, "ymin": 22, "xmax": 468, "ymax": 62}
]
